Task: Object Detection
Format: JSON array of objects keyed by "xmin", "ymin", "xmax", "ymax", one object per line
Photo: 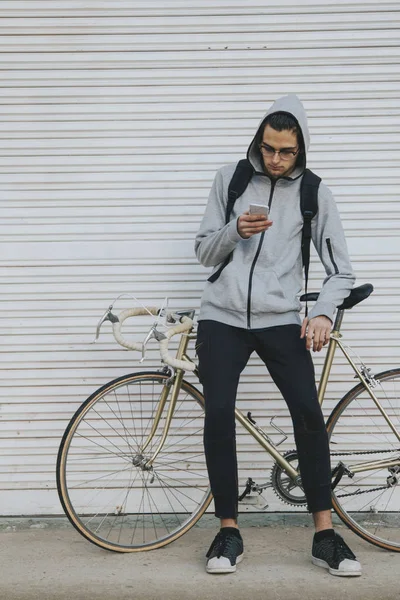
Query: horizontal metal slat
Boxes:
[
  {"xmin": 0, "ymin": 0, "xmax": 399, "ymax": 17},
  {"xmin": 1, "ymin": 10, "xmax": 399, "ymax": 34},
  {"xmin": 2, "ymin": 29, "xmax": 400, "ymax": 52}
]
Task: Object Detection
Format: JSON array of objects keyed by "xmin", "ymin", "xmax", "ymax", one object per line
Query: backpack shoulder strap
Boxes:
[
  {"xmin": 300, "ymin": 168, "xmax": 321, "ymax": 316},
  {"xmin": 300, "ymin": 168, "xmax": 321, "ymax": 217},
  {"xmin": 225, "ymin": 158, "xmax": 254, "ymax": 224},
  {"xmin": 208, "ymin": 159, "xmax": 254, "ymax": 283}
]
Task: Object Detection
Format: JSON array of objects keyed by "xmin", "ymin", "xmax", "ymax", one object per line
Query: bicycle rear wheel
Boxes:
[
  {"xmin": 327, "ymin": 368, "xmax": 400, "ymax": 551},
  {"xmin": 57, "ymin": 371, "xmax": 212, "ymax": 552}
]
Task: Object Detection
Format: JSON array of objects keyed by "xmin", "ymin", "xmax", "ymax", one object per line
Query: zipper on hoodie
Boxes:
[
  {"xmin": 247, "ymin": 180, "xmax": 276, "ymax": 329},
  {"xmin": 326, "ymin": 238, "xmax": 339, "ymax": 274}
]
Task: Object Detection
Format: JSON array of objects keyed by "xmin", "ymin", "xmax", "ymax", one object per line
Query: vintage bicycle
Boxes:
[{"xmin": 57, "ymin": 283, "xmax": 400, "ymax": 553}]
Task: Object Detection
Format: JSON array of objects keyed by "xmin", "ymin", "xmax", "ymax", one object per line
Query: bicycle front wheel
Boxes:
[
  {"xmin": 57, "ymin": 371, "xmax": 212, "ymax": 552},
  {"xmin": 327, "ymin": 368, "xmax": 400, "ymax": 551}
]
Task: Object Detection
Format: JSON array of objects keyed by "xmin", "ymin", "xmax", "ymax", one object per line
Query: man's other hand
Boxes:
[{"xmin": 300, "ymin": 315, "xmax": 332, "ymax": 352}]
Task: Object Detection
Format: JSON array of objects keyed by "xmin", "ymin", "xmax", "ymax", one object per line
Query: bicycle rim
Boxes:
[
  {"xmin": 327, "ymin": 368, "xmax": 400, "ymax": 551},
  {"xmin": 57, "ymin": 372, "xmax": 212, "ymax": 552}
]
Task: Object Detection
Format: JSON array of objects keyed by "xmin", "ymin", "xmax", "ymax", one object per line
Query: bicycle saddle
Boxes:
[{"xmin": 300, "ymin": 283, "xmax": 374, "ymax": 310}]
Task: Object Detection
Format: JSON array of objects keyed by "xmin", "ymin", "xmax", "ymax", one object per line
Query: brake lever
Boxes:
[
  {"xmin": 91, "ymin": 305, "xmax": 119, "ymax": 343},
  {"xmin": 140, "ymin": 324, "xmax": 167, "ymax": 362}
]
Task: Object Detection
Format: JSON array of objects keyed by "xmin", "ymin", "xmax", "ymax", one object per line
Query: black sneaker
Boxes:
[
  {"xmin": 312, "ymin": 531, "xmax": 362, "ymax": 577},
  {"xmin": 206, "ymin": 527, "xmax": 244, "ymax": 574}
]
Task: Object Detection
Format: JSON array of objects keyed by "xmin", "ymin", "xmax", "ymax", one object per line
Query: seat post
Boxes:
[
  {"xmin": 333, "ymin": 308, "xmax": 345, "ymax": 334},
  {"xmin": 317, "ymin": 308, "xmax": 345, "ymax": 406}
]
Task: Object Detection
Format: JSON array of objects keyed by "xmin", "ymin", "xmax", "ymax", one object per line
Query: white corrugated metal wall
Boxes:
[{"xmin": 1, "ymin": 0, "xmax": 400, "ymax": 515}]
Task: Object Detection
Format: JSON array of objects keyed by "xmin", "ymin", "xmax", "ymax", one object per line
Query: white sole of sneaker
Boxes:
[
  {"xmin": 312, "ymin": 556, "xmax": 362, "ymax": 577},
  {"xmin": 206, "ymin": 553, "xmax": 244, "ymax": 574}
]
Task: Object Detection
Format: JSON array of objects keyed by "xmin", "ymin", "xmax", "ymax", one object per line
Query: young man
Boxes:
[{"xmin": 194, "ymin": 95, "xmax": 361, "ymax": 577}]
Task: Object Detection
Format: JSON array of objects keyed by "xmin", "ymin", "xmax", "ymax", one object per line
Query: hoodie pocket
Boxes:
[
  {"xmin": 250, "ymin": 270, "xmax": 299, "ymax": 315},
  {"xmin": 326, "ymin": 238, "xmax": 339, "ymax": 274},
  {"xmin": 204, "ymin": 258, "xmax": 246, "ymax": 314}
]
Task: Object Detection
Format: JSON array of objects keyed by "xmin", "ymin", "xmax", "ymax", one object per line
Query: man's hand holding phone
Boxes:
[{"xmin": 237, "ymin": 204, "xmax": 273, "ymax": 239}]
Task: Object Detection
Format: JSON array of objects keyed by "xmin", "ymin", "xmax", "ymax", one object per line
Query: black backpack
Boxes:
[{"xmin": 207, "ymin": 158, "xmax": 321, "ymax": 316}]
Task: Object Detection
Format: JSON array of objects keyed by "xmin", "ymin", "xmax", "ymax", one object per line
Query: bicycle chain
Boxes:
[
  {"xmin": 331, "ymin": 448, "xmax": 399, "ymax": 456},
  {"xmin": 332, "ymin": 449, "xmax": 399, "ymax": 498},
  {"xmin": 336, "ymin": 485, "xmax": 388, "ymax": 499}
]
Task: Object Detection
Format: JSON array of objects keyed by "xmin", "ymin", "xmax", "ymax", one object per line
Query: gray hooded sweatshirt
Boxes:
[{"xmin": 195, "ymin": 95, "xmax": 355, "ymax": 329}]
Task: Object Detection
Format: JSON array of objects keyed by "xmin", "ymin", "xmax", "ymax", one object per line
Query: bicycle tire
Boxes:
[
  {"xmin": 57, "ymin": 371, "xmax": 212, "ymax": 552},
  {"xmin": 327, "ymin": 368, "xmax": 400, "ymax": 552}
]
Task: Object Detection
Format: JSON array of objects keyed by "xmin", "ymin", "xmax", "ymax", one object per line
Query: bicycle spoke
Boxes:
[
  {"xmin": 112, "ymin": 391, "xmax": 137, "ymax": 455},
  {"xmin": 68, "ymin": 463, "xmax": 134, "ymax": 490},
  {"xmin": 74, "ymin": 431, "xmax": 132, "ymax": 464},
  {"xmin": 80, "ymin": 464, "xmax": 134, "ymax": 523},
  {"xmin": 130, "ymin": 474, "xmax": 146, "ymax": 546},
  {"xmin": 153, "ymin": 470, "xmax": 199, "ymax": 514},
  {"xmin": 116, "ymin": 467, "xmax": 137, "ymax": 544},
  {"xmin": 78, "ymin": 419, "xmax": 133, "ymax": 462},
  {"xmin": 154, "ymin": 470, "xmax": 206, "ymax": 505},
  {"xmin": 156, "ymin": 451, "xmax": 205, "ymax": 464},
  {"xmin": 140, "ymin": 470, "xmax": 159, "ymax": 543},
  {"xmin": 151, "ymin": 471, "xmax": 184, "ymax": 531},
  {"xmin": 159, "ymin": 428, "xmax": 204, "ymax": 456},
  {"xmin": 144, "ymin": 476, "xmax": 174, "ymax": 535},
  {"xmin": 374, "ymin": 486, "xmax": 397, "ymax": 535},
  {"xmin": 155, "ymin": 460, "xmax": 208, "ymax": 479},
  {"xmin": 67, "ymin": 452, "xmax": 126, "ymax": 462}
]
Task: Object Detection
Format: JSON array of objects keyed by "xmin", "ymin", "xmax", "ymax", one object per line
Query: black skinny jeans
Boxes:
[{"xmin": 196, "ymin": 320, "xmax": 332, "ymax": 519}]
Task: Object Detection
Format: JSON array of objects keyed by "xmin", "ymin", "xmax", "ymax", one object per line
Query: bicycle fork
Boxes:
[{"xmin": 138, "ymin": 330, "xmax": 195, "ymax": 470}]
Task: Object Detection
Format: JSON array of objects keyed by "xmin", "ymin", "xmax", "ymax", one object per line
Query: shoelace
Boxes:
[
  {"xmin": 206, "ymin": 531, "xmax": 239, "ymax": 559},
  {"xmin": 333, "ymin": 535, "xmax": 356, "ymax": 563}
]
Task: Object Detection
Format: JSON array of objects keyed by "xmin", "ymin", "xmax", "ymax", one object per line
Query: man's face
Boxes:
[{"xmin": 260, "ymin": 124, "xmax": 300, "ymax": 179}]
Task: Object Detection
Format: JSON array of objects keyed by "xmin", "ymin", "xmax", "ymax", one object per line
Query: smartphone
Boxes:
[{"xmin": 249, "ymin": 203, "xmax": 269, "ymax": 217}]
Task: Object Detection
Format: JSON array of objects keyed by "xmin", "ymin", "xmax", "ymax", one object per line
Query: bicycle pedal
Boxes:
[{"xmin": 239, "ymin": 494, "xmax": 269, "ymax": 511}]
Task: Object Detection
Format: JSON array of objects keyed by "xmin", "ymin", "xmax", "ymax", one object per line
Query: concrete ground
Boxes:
[{"xmin": 1, "ymin": 523, "xmax": 399, "ymax": 600}]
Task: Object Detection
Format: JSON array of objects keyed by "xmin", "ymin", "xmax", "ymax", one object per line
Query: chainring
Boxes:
[{"xmin": 270, "ymin": 450, "xmax": 307, "ymax": 506}]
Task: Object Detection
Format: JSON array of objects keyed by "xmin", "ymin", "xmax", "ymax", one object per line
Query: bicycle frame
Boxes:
[{"xmin": 141, "ymin": 310, "xmax": 400, "ymax": 480}]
